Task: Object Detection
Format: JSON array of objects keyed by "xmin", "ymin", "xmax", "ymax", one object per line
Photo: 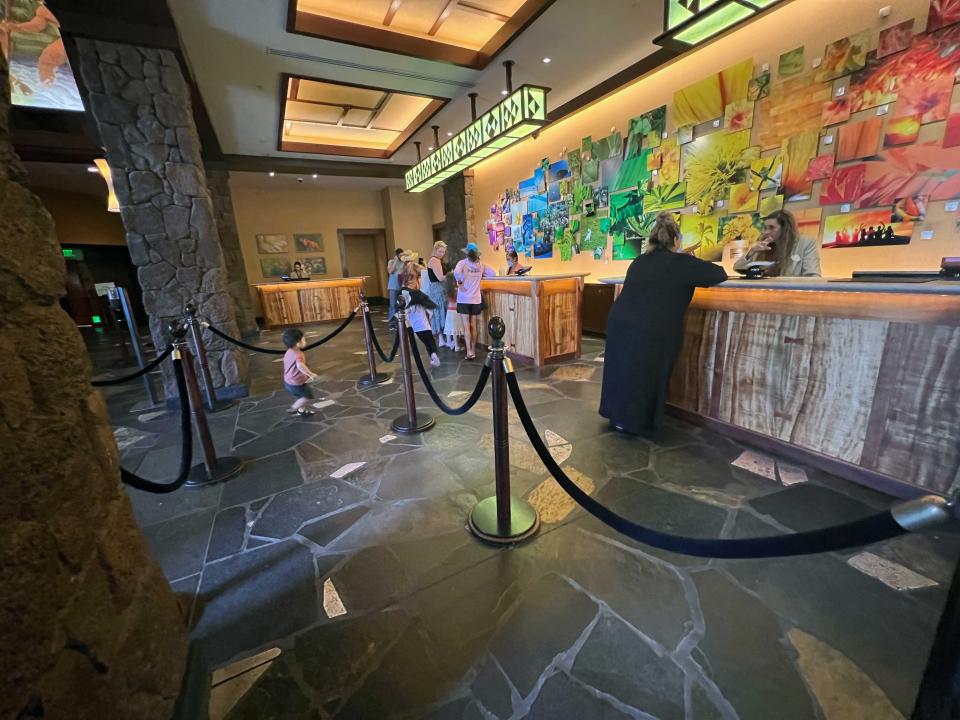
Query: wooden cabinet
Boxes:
[
  {"xmin": 256, "ymin": 278, "xmax": 365, "ymax": 329},
  {"xmin": 582, "ymin": 282, "xmax": 615, "ymax": 335}
]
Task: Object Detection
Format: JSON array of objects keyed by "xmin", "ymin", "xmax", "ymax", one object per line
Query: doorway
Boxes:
[{"xmin": 338, "ymin": 229, "xmax": 389, "ymax": 302}]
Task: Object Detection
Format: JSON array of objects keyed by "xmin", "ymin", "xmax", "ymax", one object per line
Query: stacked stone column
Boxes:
[
  {"xmin": 443, "ymin": 170, "xmax": 476, "ymax": 258},
  {"xmin": 75, "ymin": 39, "xmax": 248, "ymax": 397}
]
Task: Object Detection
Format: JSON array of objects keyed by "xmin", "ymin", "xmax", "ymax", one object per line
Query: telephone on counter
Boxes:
[{"xmin": 941, "ymin": 257, "xmax": 960, "ymax": 279}]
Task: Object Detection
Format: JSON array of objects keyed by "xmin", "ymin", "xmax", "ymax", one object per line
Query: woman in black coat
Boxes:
[{"xmin": 600, "ymin": 212, "xmax": 728, "ymax": 439}]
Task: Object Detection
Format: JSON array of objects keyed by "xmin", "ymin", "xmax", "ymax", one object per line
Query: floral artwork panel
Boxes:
[
  {"xmin": 884, "ymin": 115, "xmax": 921, "ymax": 147},
  {"xmin": 779, "ymin": 46, "xmax": 805, "ymax": 77},
  {"xmin": 822, "ymin": 96, "xmax": 851, "ymax": 126},
  {"xmin": 892, "ymin": 195, "xmax": 928, "ymax": 222},
  {"xmin": 892, "ymin": 70, "xmax": 955, "ymax": 124},
  {"xmin": 928, "ymin": 0, "xmax": 960, "ymax": 32},
  {"xmin": 642, "ymin": 182, "xmax": 687, "ymax": 213},
  {"xmin": 781, "ymin": 129, "xmax": 821, "ymax": 201},
  {"xmin": 944, "ymin": 105, "xmax": 960, "ymax": 148},
  {"xmin": 757, "ymin": 73, "xmax": 832, "ymax": 149},
  {"xmin": 819, "ymin": 163, "xmax": 867, "ymax": 204},
  {"xmin": 877, "ymin": 19, "xmax": 914, "ymax": 59},
  {"xmin": 806, "ymin": 154, "xmax": 835, "ymax": 182},
  {"xmin": 582, "ymin": 159, "xmax": 599, "ymax": 184},
  {"xmin": 679, "ymin": 212, "xmax": 720, "ymax": 258},
  {"xmin": 748, "ymin": 155, "xmax": 782, "ymax": 192},
  {"xmin": 837, "ymin": 117, "xmax": 883, "ymax": 162},
  {"xmin": 748, "ymin": 71, "xmax": 770, "ymax": 101},
  {"xmin": 672, "ymin": 57, "xmax": 753, "ymax": 128},
  {"xmin": 817, "ymin": 30, "xmax": 871, "ymax": 82},
  {"xmin": 657, "ymin": 138, "xmax": 682, "ymax": 185},
  {"xmin": 256, "ymin": 234, "xmax": 289, "ymax": 254},
  {"xmin": 728, "ymin": 182, "xmax": 759, "ymax": 213},
  {"xmin": 678, "ymin": 125, "xmax": 694, "ymax": 145},
  {"xmin": 682, "ymin": 129, "xmax": 756, "ymax": 214},
  {"xmin": 821, "ymin": 209, "xmax": 914, "ymax": 248},
  {"xmin": 719, "ymin": 213, "xmax": 763, "ymax": 252},
  {"xmin": 724, "ymin": 99, "xmax": 755, "ymax": 132},
  {"xmin": 759, "ymin": 194, "xmax": 785, "ymax": 216}
]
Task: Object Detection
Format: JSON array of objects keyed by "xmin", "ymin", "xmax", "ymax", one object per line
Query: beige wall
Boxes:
[
  {"xmin": 383, "ymin": 186, "xmax": 440, "ymax": 260},
  {"xmin": 471, "ymin": 0, "xmax": 954, "ymax": 280},
  {"xmin": 36, "ymin": 188, "xmax": 126, "ymax": 247}
]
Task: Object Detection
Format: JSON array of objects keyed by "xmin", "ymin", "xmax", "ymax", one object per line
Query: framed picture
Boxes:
[
  {"xmin": 294, "ymin": 233, "xmax": 324, "ymax": 252},
  {"xmin": 301, "ymin": 257, "xmax": 326, "ymax": 276},
  {"xmin": 260, "ymin": 257, "xmax": 292, "ymax": 277},
  {"xmin": 256, "ymin": 234, "xmax": 288, "ymax": 254}
]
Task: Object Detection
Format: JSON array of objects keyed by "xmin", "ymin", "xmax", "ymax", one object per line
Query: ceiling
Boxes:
[
  {"xmin": 228, "ymin": 171, "xmax": 404, "ymax": 190},
  {"xmin": 24, "ymin": 160, "xmax": 108, "ymax": 196},
  {"xmin": 166, "ymin": 0, "xmax": 668, "ymax": 169}
]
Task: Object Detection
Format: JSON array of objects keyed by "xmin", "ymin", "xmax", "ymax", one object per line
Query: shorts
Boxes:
[
  {"xmin": 457, "ymin": 302, "xmax": 485, "ymax": 316},
  {"xmin": 284, "ymin": 382, "xmax": 314, "ymax": 400}
]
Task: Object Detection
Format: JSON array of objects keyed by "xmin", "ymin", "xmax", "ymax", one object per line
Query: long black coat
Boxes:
[{"xmin": 599, "ymin": 248, "xmax": 727, "ymax": 438}]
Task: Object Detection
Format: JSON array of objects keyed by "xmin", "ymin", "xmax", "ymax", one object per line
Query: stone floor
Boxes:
[{"xmin": 86, "ymin": 311, "xmax": 960, "ymax": 720}]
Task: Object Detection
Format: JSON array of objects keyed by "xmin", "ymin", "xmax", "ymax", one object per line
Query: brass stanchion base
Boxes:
[
  {"xmin": 391, "ymin": 413, "xmax": 435, "ymax": 434},
  {"xmin": 205, "ymin": 398, "xmax": 236, "ymax": 413},
  {"xmin": 185, "ymin": 455, "xmax": 244, "ymax": 487},
  {"xmin": 357, "ymin": 372, "xmax": 392, "ymax": 389},
  {"xmin": 469, "ymin": 496, "xmax": 540, "ymax": 544}
]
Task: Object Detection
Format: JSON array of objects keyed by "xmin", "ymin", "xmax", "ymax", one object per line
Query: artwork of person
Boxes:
[{"xmin": 1, "ymin": 1, "xmax": 68, "ymax": 88}]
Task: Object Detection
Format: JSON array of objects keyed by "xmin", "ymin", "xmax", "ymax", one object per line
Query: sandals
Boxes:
[{"xmin": 296, "ymin": 408, "xmax": 315, "ymax": 416}]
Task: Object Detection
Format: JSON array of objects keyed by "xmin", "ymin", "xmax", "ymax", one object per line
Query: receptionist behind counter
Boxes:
[{"xmin": 733, "ymin": 210, "xmax": 822, "ymax": 277}]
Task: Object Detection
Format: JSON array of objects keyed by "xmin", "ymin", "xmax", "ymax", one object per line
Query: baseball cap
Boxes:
[{"xmin": 465, "ymin": 242, "xmax": 479, "ymax": 253}]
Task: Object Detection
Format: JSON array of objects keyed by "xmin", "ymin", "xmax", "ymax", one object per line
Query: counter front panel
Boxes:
[{"xmin": 256, "ymin": 278, "xmax": 365, "ymax": 328}]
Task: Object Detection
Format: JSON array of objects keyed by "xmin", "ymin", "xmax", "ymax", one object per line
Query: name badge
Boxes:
[{"xmin": 791, "ymin": 253, "xmax": 800, "ymax": 261}]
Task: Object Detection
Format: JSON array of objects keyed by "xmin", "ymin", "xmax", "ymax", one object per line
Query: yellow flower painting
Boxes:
[
  {"xmin": 682, "ymin": 129, "xmax": 757, "ymax": 214},
  {"xmin": 656, "ymin": 137, "xmax": 681, "ymax": 185},
  {"xmin": 729, "ymin": 182, "xmax": 759, "ymax": 213},
  {"xmin": 673, "ymin": 58, "xmax": 753, "ymax": 128}
]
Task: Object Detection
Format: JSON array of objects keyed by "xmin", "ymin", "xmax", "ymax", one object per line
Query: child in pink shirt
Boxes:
[{"xmin": 282, "ymin": 328, "xmax": 320, "ymax": 416}]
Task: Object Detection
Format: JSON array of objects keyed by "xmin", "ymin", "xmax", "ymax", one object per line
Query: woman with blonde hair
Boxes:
[
  {"xmin": 600, "ymin": 212, "xmax": 727, "ymax": 439},
  {"xmin": 734, "ymin": 209, "xmax": 821, "ymax": 277},
  {"xmin": 426, "ymin": 240, "xmax": 449, "ymax": 347}
]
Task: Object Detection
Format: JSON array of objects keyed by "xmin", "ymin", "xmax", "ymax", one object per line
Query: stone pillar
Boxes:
[
  {"xmin": 443, "ymin": 170, "xmax": 476, "ymax": 258},
  {"xmin": 205, "ymin": 167, "xmax": 258, "ymax": 337},
  {"xmin": 74, "ymin": 39, "xmax": 248, "ymax": 398},
  {"xmin": 0, "ymin": 54, "xmax": 188, "ymax": 719}
]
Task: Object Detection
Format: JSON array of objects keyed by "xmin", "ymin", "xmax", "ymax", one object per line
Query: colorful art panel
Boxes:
[
  {"xmin": 682, "ymin": 129, "xmax": 756, "ymax": 214},
  {"xmin": 877, "ymin": 19, "xmax": 914, "ymax": 59},
  {"xmin": 944, "ymin": 104, "xmax": 960, "ymax": 148},
  {"xmin": 816, "ymin": 29, "xmax": 870, "ymax": 82},
  {"xmin": 593, "ymin": 185, "xmax": 610, "ymax": 209},
  {"xmin": 679, "ymin": 213, "xmax": 720, "ymax": 258},
  {"xmin": 928, "ymin": 0, "xmax": 960, "ymax": 32},
  {"xmin": 642, "ymin": 182, "xmax": 687, "ymax": 213},
  {"xmin": 592, "ymin": 132, "xmax": 623, "ymax": 161},
  {"xmin": 893, "ymin": 71, "xmax": 954, "ymax": 124},
  {"xmin": 781, "ymin": 129, "xmax": 820, "ymax": 201},
  {"xmin": 548, "ymin": 160, "xmax": 570, "ymax": 184},
  {"xmin": 613, "ymin": 150, "xmax": 652, "ymax": 192},
  {"xmin": 260, "ymin": 257, "xmax": 292, "ymax": 277},
  {"xmin": 256, "ymin": 234, "xmax": 289, "ymax": 254},
  {"xmin": 728, "ymin": 182, "xmax": 759, "ymax": 213},
  {"xmin": 748, "ymin": 71, "xmax": 770, "ymax": 101},
  {"xmin": 855, "ymin": 142, "xmax": 960, "ymax": 207},
  {"xmin": 806, "ymin": 154, "xmax": 835, "ymax": 182},
  {"xmin": 300, "ymin": 257, "xmax": 326, "ymax": 276},
  {"xmin": 294, "ymin": 233, "xmax": 324, "ymax": 252},
  {"xmin": 724, "ymin": 99, "xmax": 754, "ymax": 132},
  {"xmin": 632, "ymin": 105, "xmax": 666, "ymax": 149},
  {"xmin": 779, "ymin": 47, "xmax": 805, "ymax": 77},
  {"xmin": 672, "ymin": 57, "xmax": 753, "ymax": 128},
  {"xmin": 748, "ymin": 155, "xmax": 782, "ymax": 192},
  {"xmin": 822, "ymin": 97, "xmax": 851, "ymax": 126},
  {"xmin": 566, "ymin": 151, "xmax": 582, "ymax": 178},
  {"xmin": 892, "ymin": 195, "xmax": 927, "ymax": 222},
  {"xmin": 582, "ymin": 159, "xmax": 599, "ymax": 184},
  {"xmin": 718, "ymin": 213, "xmax": 763, "ymax": 253},
  {"xmin": 821, "ymin": 209, "xmax": 914, "ymax": 248},
  {"xmin": 819, "ymin": 164, "xmax": 866, "ymax": 204},
  {"xmin": 759, "ymin": 194, "xmax": 785, "ymax": 216},
  {"xmin": 837, "ymin": 118, "xmax": 883, "ymax": 162},
  {"xmin": 657, "ymin": 138, "xmax": 681, "ymax": 185},
  {"xmin": 519, "ymin": 176, "xmax": 538, "ymax": 198},
  {"xmin": 884, "ymin": 115, "xmax": 921, "ymax": 148},
  {"xmin": 757, "ymin": 73, "xmax": 832, "ymax": 150},
  {"xmin": 678, "ymin": 125, "xmax": 694, "ymax": 145}
]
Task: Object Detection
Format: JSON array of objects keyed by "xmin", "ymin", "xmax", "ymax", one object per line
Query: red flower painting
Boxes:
[
  {"xmin": 820, "ymin": 164, "xmax": 866, "ymax": 205},
  {"xmin": 928, "ymin": 0, "xmax": 960, "ymax": 32}
]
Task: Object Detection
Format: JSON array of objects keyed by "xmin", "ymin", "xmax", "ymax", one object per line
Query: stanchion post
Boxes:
[
  {"xmin": 468, "ymin": 317, "xmax": 539, "ymax": 544},
  {"xmin": 184, "ymin": 302, "xmax": 233, "ymax": 413},
  {"xmin": 116, "ymin": 286, "xmax": 160, "ymax": 407},
  {"xmin": 168, "ymin": 320, "xmax": 244, "ymax": 487},
  {"xmin": 356, "ymin": 290, "xmax": 392, "ymax": 389},
  {"xmin": 390, "ymin": 296, "xmax": 434, "ymax": 434}
]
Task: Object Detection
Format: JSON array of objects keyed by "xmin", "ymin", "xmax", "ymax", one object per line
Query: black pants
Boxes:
[{"xmin": 415, "ymin": 330, "xmax": 437, "ymax": 355}]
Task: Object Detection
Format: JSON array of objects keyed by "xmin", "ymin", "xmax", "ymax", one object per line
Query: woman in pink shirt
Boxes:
[
  {"xmin": 453, "ymin": 242, "xmax": 496, "ymax": 360},
  {"xmin": 282, "ymin": 328, "xmax": 320, "ymax": 416}
]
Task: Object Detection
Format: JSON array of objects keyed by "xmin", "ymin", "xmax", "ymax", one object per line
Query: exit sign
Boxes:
[{"xmin": 62, "ymin": 248, "xmax": 84, "ymax": 261}]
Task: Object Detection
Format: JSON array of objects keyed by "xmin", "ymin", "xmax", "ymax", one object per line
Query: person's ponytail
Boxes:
[{"xmin": 645, "ymin": 212, "xmax": 680, "ymax": 253}]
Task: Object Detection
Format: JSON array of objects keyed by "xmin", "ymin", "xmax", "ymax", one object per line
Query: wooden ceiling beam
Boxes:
[
  {"xmin": 428, "ymin": 0, "xmax": 459, "ymax": 36},
  {"xmin": 457, "ymin": 1, "xmax": 510, "ymax": 22},
  {"xmin": 383, "ymin": 0, "xmax": 403, "ymax": 25}
]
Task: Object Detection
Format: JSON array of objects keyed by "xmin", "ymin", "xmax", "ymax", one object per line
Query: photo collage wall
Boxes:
[
  {"xmin": 255, "ymin": 233, "xmax": 327, "ymax": 278},
  {"xmin": 485, "ymin": 0, "xmax": 960, "ymax": 264}
]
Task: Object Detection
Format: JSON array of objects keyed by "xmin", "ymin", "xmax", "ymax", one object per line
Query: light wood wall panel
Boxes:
[{"xmin": 257, "ymin": 278, "xmax": 364, "ymax": 328}]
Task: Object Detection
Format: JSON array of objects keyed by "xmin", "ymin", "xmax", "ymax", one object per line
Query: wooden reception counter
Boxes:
[
  {"xmin": 601, "ymin": 276, "xmax": 960, "ymax": 497},
  {"xmin": 476, "ymin": 273, "xmax": 588, "ymax": 367},
  {"xmin": 256, "ymin": 277, "xmax": 365, "ymax": 329}
]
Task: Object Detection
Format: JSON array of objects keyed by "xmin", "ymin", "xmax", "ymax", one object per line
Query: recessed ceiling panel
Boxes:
[
  {"xmin": 288, "ymin": 0, "xmax": 556, "ymax": 69},
  {"xmin": 280, "ymin": 74, "xmax": 445, "ymax": 158}
]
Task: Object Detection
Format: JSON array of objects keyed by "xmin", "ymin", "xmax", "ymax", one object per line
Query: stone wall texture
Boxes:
[
  {"xmin": 442, "ymin": 171, "xmax": 476, "ymax": 260},
  {"xmin": 0, "ymin": 55, "xmax": 188, "ymax": 719},
  {"xmin": 74, "ymin": 39, "xmax": 247, "ymax": 397},
  {"xmin": 206, "ymin": 167, "xmax": 258, "ymax": 337}
]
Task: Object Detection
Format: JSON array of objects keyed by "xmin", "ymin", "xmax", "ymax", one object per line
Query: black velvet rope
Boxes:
[
  {"xmin": 91, "ymin": 345, "xmax": 174, "ymax": 386},
  {"xmin": 504, "ymin": 372, "xmax": 908, "ymax": 559},
  {"xmin": 120, "ymin": 356, "xmax": 193, "ymax": 494},
  {"xmin": 406, "ymin": 328, "xmax": 491, "ymax": 416},
  {"xmin": 205, "ymin": 311, "xmax": 357, "ymax": 355},
  {"xmin": 370, "ymin": 318, "xmax": 400, "ymax": 363}
]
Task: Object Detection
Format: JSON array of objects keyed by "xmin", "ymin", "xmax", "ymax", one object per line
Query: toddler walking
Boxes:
[
  {"xmin": 282, "ymin": 328, "xmax": 320, "ymax": 416},
  {"xmin": 442, "ymin": 271, "xmax": 464, "ymax": 351},
  {"xmin": 399, "ymin": 264, "xmax": 441, "ymax": 367}
]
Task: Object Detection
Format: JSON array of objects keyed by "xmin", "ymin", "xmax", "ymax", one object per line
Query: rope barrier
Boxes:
[
  {"xmin": 91, "ymin": 345, "xmax": 174, "ymax": 386},
  {"xmin": 203, "ymin": 310, "xmax": 358, "ymax": 355},
  {"xmin": 369, "ymin": 319, "xmax": 400, "ymax": 363},
  {"xmin": 504, "ymin": 371, "xmax": 927, "ymax": 559},
  {"xmin": 406, "ymin": 327, "xmax": 491, "ymax": 416},
  {"xmin": 120, "ymin": 355, "xmax": 193, "ymax": 494}
]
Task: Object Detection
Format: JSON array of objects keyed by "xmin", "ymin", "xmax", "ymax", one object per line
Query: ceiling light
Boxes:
[
  {"xmin": 447, "ymin": 131, "xmax": 453, "ymax": 136},
  {"xmin": 542, "ymin": 57, "xmax": 551, "ymax": 63},
  {"xmin": 268, "ymin": 171, "xmax": 275, "ymax": 177},
  {"xmin": 428, "ymin": 146, "xmax": 434, "ymax": 151},
  {"xmin": 655, "ymin": 0, "xmax": 783, "ymax": 50},
  {"xmin": 501, "ymin": 89, "xmax": 508, "ymax": 95},
  {"xmin": 93, "ymin": 159, "xmax": 119, "ymax": 213},
  {"xmin": 312, "ymin": 174, "xmax": 318, "ymax": 179},
  {"xmin": 86, "ymin": 165, "xmax": 99, "ymax": 173}
]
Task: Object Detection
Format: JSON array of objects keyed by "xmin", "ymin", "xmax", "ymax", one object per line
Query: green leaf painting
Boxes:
[
  {"xmin": 642, "ymin": 182, "xmax": 687, "ymax": 213},
  {"xmin": 613, "ymin": 149, "xmax": 655, "ymax": 192},
  {"xmin": 748, "ymin": 71, "xmax": 771, "ymax": 101},
  {"xmin": 582, "ymin": 158, "xmax": 600, "ymax": 184},
  {"xmin": 566, "ymin": 150, "xmax": 582, "ymax": 178},
  {"xmin": 778, "ymin": 46, "xmax": 804, "ymax": 77}
]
